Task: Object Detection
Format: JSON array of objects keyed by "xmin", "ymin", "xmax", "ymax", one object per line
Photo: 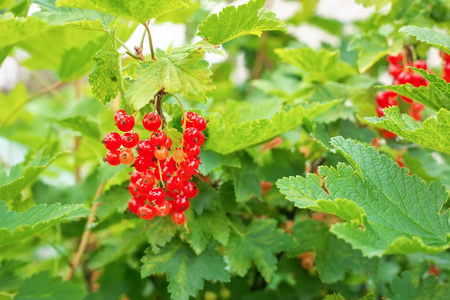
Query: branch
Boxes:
[{"xmin": 66, "ymin": 182, "xmax": 106, "ymax": 280}]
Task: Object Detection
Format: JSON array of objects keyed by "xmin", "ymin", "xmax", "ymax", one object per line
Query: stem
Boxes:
[
  {"xmin": 154, "ymin": 90, "xmax": 166, "ymax": 129},
  {"xmin": 0, "ymin": 81, "xmax": 63, "ymax": 130},
  {"xmin": 157, "ymin": 160, "xmax": 165, "ymax": 188},
  {"xmin": 114, "ymin": 36, "xmax": 140, "ymax": 60},
  {"xmin": 409, "ymin": 45, "xmax": 417, "ymax": 64},
  {"xmin": 67, "ymin": 182, "xmax": 106, "ymax": 280},
  {"xmin": 140, "ymin": 24, "xmax": 147, "ymax": 50},
  {"xmin": 142, "ymin": 22, "xmax": 155, "ymax": 59}
]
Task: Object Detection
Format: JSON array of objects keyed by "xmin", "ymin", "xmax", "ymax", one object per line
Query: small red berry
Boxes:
[
  {"xmin": 184, "ymin": 144, "xmax": 201, "ymax": 157},
  {"xmin": 397, "ymin": 71, "xmax": 412, "ymax": 85},
  {"xmin": 130, "ymin": 171, "xmax": 142, "ymax": 184},
  {"xmin": 162, "ymin": 137, "xmax": 173, "ymax": 149},
  {"xmin": 116, "ymin": 115, "xmax": 135, "ymax": 132},
  {"xmin": 183, "ymin": 182, "xmax": 198, "ymax": 198},
  {"xmin": 166, "ymin": 176, "xmax": 183, "ymax": 193},
  {"xmin": 192, "ymin": 116, "xmax": 207, "ymax": 131},
  {"xmin": 143, "ymin": 112, "xmax": 162, "ymax": 131},
  {"xmin": 128, "ymin": 183, "xmax": 139, "ymax": 197},
  {"xmin": 104, "ymin": 149, "xmax": 121, "ymax": 166},
  {"xmin": 114, "ymin": 110, "xmax": 126, "ymax": 122},
  {"xmin": 141, "ymin": 173, "xmax": 156, "ymax": 187},
  {"xmin": 381, "ymin": 129, "xmax": 396, "ymax": 139},
  {"xmin": 136, "ymin": 178, "xmax": 152, "ymax": 195},
  {"xmin": 102, "ymin": 132, "xmax": 122, "ymax": 150},
  {"xmin": 376, "ymin": 107, "xmax": 385, "ymax": 117},
  {"xmin": 119, "ymin": 149, "xmax": 134, "ymax": 165},
  {"xmin": 387, "ymin": 53, "xmax": 403, "ymax": 65},
  {"xmin": 134, "ymin": 155, "xmax": 151, "ymax": 172},
  {"xmin": 156, "ymin": 202, "xmax": 171, "ymax": 217},
  {"xmin": 151, "ymin": 130, "xmax": 168, "ymax": 145},
  {"xmin": 128, "ymin": 197, "xmax": 145, "ymax": 214},
  {"xmin": 136, "ymin": 140, "xmax": 155, "ymax": 157},
  {"xmin": 415, "ymin": 59, "xmax": 427, "ymax": 70},
  {"xmin": 121, "ymin": 131, "xmax": 140, "ymax": 148},
  {"xmin": 388, "ymin": 63, "xmax": 402, "ymax": 79},
  {"xmin": 138, "ymin": 205, "xmax": 156, "ymax": 220},
  {"xmin": 172, "ymin": 211, "xmax": 185, "ymax": 225},
  {"xmin": 173, "ymin": 195, "xmax": 190, "ymax": 212},
  {"xmin": 148, "ymin": 187, "xmax": 166, "ymax": 205},
  {"xmin": 183, "ymin": 128, "xmax": 204, "ymax": 146}
]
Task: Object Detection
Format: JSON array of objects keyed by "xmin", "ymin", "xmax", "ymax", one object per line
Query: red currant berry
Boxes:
[
  {"xmin": 116, "ymin": 115, "xmax": 135, "ymax": 132},
  {"xmin": 128, "ymin": 183, "xmax": 139, "ymax": 197},
  {"xmin": 173, "ymin": 195, "xmax": 190, "ymax": 212},
  {"xmin": 114, "ymin": 110, "xmax": 126, "ymax": 122},
  {"xmin": 136, "ymin": 178, "xmax": 152, "ymax": 195},
  {"xmin": 136, "ymin": 140, "xmax": 155, "ymax": 157},
  {"xmin": 411, "ymin": 101, "xmax": 424, "ymax": 111},
  {"xmin": 154, "ymin": 146, "xmax": 169, "ymax": 160},
  {"xmin": 401, "ymin": 95, "xmax": 413, "ymax": 103},
  {"xmin": 128, "ymin": 197, "xmax": 145, "ymax": 214},
  {"xmin": 182, "ymin": 111, "xmax": 199, "ymax": 128},
  {"xmin": 166, "ymin": 176, "xmax": 183, "ymax": 193},
  {"xmin": 172, "ymin": 149, "xmax": 185, "ymax": 164},
  {"xmin": 376, "ymin": 107, "xmax": 385, "ymax": 117},
  {"xmin": 138, "ymin": 205, "xmax": 156, "ymax": 220},
  {"xmin": 381, "ymin": 129, "xmax": 396, "ymax": 139},
  {"xmin": 151, "ymin": 130, "xmax": 168, "ymax": 145},
  {"xmin": 104, "ymin": 149, "xmax": 121, "ymax": 166},
  {"xmin": 177, "ymin": 169, "xmax": 192, "ymax": 182},
  {"xmin": 141, "ymin": 173, "xmax": 156, "ymax": 187},
  {"xmin": 397, "ymin": 71, "xmax": 412, "ymax": 85},
  {"xmin": 409, "ymin": 109, "xmax": 422, "ymax": 121},
  {"xmin": 415, "ymin": 59, "xmax": 427, "ymax": 70},
  {"xmin": 183, "ymin": 182, "xmax": 198, "ymax": 198},
  {"xmin": 156, "ymin": 202, "xmax": 171, "ymax": 217},
  {"xmin": 102, "ymin": 132, "xmax": 122, "ymax": 150},
  {"xmin": 143, "ymin": 112, "xmax": 162, "ymax": 131},
  {"xmin": 184, "ymin": 143, "xmax": 201, "ymax": 157},
  {"xmin": 166, "ymin": 189, "xmax": 180, "ymax": 198},
  {"xmin": 119, "ymin": 149, "xmax": 134, "ymax": 165},
  {"xmin": 134, "ymin": 155, "xmax": 151, "ymax": 172},
  {"xmin": 130, "ymin": 171, "xmax": 142, "ymax": 184},
  {"xmin": 172, "ymin": 211, "xmax": 185, "ymax": 225},
  {"xmin": 385, "ymin": 90, "xmax": 398, "ymax": 98},
  {"xmin": 183, "ymin": 128, "xmax": 203, "ymax": 146},
  {"xmin": 388, "ymin": 63, "xmax": 402, "ymax": 79},
  {"xmin": 181, "ymin": 157, "xmax": 200, "ymax": 173},
  {"xmin": 192, "ymin": 116, "xmax": 207, "ymax": 131},
  {"xmin": 121, "ymin": 131, "xmax": 139, "ymax": 148},
  {"xmin": 158, "ymin": 164, "xmax": 174, "ymax": 181},
  {"xmin": 162, "ymin": 137, "xmax": 173, "ymax": 149},
  {"xmin": 387, "ymin": 53, "xmax": 403, "ymax": 65},
  {"xmin": 165, "ymin": 156, "xmax": 177, "ymax": 170},
  {"xmin": 148, "ymin": 187, "xmax": 166, "ymax": 205}
]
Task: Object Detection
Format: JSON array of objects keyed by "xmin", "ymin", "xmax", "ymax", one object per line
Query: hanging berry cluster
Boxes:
[
  {"xmin": 102, "ymin": 108, "xmax": 207, "ymax": 226},
  {"xmin": 375, "ymin": 51, "xmax": 428, "ymax": 139}
]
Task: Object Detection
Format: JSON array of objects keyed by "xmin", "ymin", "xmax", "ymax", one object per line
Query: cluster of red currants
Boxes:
[
  {"xmin": 376, "ymin": 52, "xmax": 428, "ymax": 139},
  {"xmin": 441, "ymin": 50, "xmax": 450, "ymax": 82},
  {"xmin": 102, "ymin": 109, "xmax": 207, "ymax": 225}
]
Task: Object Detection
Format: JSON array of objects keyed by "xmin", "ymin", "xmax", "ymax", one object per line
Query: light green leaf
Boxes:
[
  {"xmin": 390, "ymin": 271, "xmax": 450, "ymax": 300},
  {"xmin": 57, "ymin": 115, "xmax": 101, "ymax": 139},
  {"xmin": 289, "ymin": 219, "xmax": 378, "ymax": 284},
  {"xmin": 366, "ymin": 106, "xmax": 450, "ymax": 155},
  {"xmin": 0, "ymin": 202, "xmax": 91, "ymax": 247},
  {"xmin": 186, "ymin": 210, "xmax": 230, "ymax": 254},
  {"xmin": 0, "ymin": 13, "xmax": 52, "ymax": 48},
  {"xmin": 15, "ymin": 271, "xmax": 86, "ymax": 300},
  {"xmin": 0, "ymin": 144, "xmax": 64, "ymax": 201},
  {"xmin": 275, "ymin": 48, "xmax": 355, "ymax": 82},
  {"xmin": 348, "ymin": 32, "xmax": 389, "ymax": 72},
  {"xmin": 126, "ymin": 42, "xmax": 221, "ymax": 110},
  {"xmin": 141, "ymin": 240, "xmax": 230, "ymax": 300},
  {"xmin": 198, "ymin": 150, "xmax": 241, "ymax": 175},
  {"xmin": 400, "ymin": 26, "xmax": 450, "ymax": 54},
  {"xmin": 277, "ymin": 137, "xmax": 450, "ymax": 257},
  {"xmin": 33, "ymin": 0, "xmax": 114, "ymax": 29},
  {"xmin": 355, "ymin": 0, "xmax": 392, "ymax": 9},
  {"xmin": 197, "ymin": 0, "xmax": 287, "ymax": 45},
  {"xmin": 144, "ymin": 217, "xmax": 178, "ymax": 253},
  {"xmin": 381, "ymin": 68, "xmax": 450, "ymax": 111},
  {"xmin": 206, "ymin": 101, "xmax": 339, "ymax": 154},
  {"xmin": 95, "ymin": 184, "xmax": 129, "ymax": 220},
  {"xmin": 164, "ymin": 127, "xmax": 183, "ymax": 150},
  {"xmin": 89, "ymin": 30, "xmax": 126, "ymax": 105},
  {"xmin": 226, "ymin": 218, "xmax": 293, "ymax": 281},
  {"xmin": 56, "ymin": 0, "xmax": 187, "ymax": 23}
]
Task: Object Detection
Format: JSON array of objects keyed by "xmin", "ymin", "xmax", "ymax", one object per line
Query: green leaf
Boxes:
[
  {"xmin": 0, "ymin": 13, "xmax": 51, "ymax": 48},
  {"xmin": 197, "ymin": 0, "xmax": 287, "ymax": 45},
  {"xmin": 126, "ymin": 42, "xmax": 221, "ymax": 110},
  {"xmin": 198, "ymin": 150, "xmax": 241, "ymax": 175},
  {"xmin": 232, "ymin": 168, "xmax": 261, "ymax": 202},
  {"xmin": 289, "ymin": 219, "xmax": 379, "ymax": 284},
  {"xmin": 33, "ymin": 0, "xmax": 114, "ymax": 29},
  {"xmin": 191, "ymin": 181, "xmax": 219, "ymax": 215},
  {"xmin": 89, "ymin": 30, "xmax": 126, "ymax": 105},
  {"xmin": 144, "ymin": 217, "xmax": 178, "ymax": 253},
  {"xmin": 56, "ymin": 0, "xmax": 187, "ymax": 23},
  {"xmin": 400, "ymin": 26, "xmax": 450, "ymax": 54},
  {"xmin": 0, "ymin": 144, "xmax": 64, "ymax": 201},
  {"xmin": 141, "ymin": 240, "xmax": 230, "ymax": 300},
  {"xmin": 15, "ymin": 270, "xmax": 86, "ymax": 300},
  {"xmin": 186, "ymin": 210, "xmax": 230, "ymax": 254},
  {"xmin": 0, "ymin": 202, "xmax": 91, "ymax": 247},
  {"xmin": 355, "ymin": 0, "xmax": 392, "ymax": 9},
  {"xmin": 381, "ymin": 68, "xmax": 450, "ymax": 112},
  {"xmin": 226, "ymin": 218, "xmax": 293, "ymax": 281},
  {"xmin": 206, "ymin": 101, "xmax": 340, "ymax": 154},
  {"xmin": 390, "ymin": 271, "xmax": 450, "ymax": 300},
  {"xmin": 275, "ymin": 48, "xmax": 355, "ymax": 82},
  {"xmin": 277, "ymin": 137, "xmax": 450, "ymax": 257},
  {"xmin": 348, "ymin": 32, "xmax": 389, "ymax": 72},
  {"xmin": 366, "ymin": 106, "xmax": 450, "ymax": 155},
  {"xmin": 95, "ymin": 184, "xmax": 129, "ymax": 220},
  {"xmin": 57, "ymin": 115, "xmax": 101, "ymax": 139},
  {"xmin": 164, "ymin": 127, "xmax": 183, "ymax": 150}
]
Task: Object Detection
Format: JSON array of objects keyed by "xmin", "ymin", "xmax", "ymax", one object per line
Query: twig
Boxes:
[
  {"xmin": 142, "ymin": 22, "xmax": 155, "ymax": 59},
  {"xmin": 0, "ymin": 81, "xmax": 63, "ymax": 130},
  {"xmin": 251, "ymin": 31, "xmax": 268, "ymax": 80},
  {"xmin": 154, "ymin": 89, "xmax": 166, "ymax": 129},
  {"xmin": 114, "ymin": 36, "xmax": 141, "ymax": 60},
  {"xmin": 66, "ymin": 182, "xmax": 106, "ymax": 280}
]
